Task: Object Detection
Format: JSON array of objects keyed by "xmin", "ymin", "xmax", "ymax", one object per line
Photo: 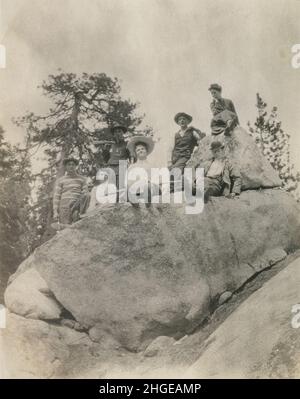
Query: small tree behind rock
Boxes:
[{"xmin": 248, "ymin": 93, "xmax": 300, "ymax": 198}]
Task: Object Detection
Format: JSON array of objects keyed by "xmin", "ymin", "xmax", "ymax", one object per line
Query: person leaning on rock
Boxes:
[
  {"xmin": 209, "ymin": 83, "xmax": 239, "ymax": 136},
  {"xmin": 53, "ymin": 157, "xmax": 90, "ymax": 225},
  {"xmin": 194, "ymin": 141, "xmax": 242, "ymax": 203}
]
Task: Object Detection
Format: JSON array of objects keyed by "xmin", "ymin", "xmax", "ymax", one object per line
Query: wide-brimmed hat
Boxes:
[
  {"xmin": 127, "ymin": 135, "xmax": 155, "ymax": 155},
  {"xmin": 174, "ymin": 112, "xmax": 193, "ymax": 125},
  {"xmin": 63, "ymin": 157, "xmax": 79, "ymax": 166},
  {"xmin": 111, "ymin": 125, "xmax": 127, "ymax": 134},
  {"xmin": 210, "ymin": 141, "xmax": 224, "ymax": 151},
  {"xmin": 208, "ymin": 83, "xmax": 222, "ymax": 92}
]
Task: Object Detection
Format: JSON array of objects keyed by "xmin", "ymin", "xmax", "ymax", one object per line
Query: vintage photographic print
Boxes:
[{"xmin": 0, "ymin": 0, "xmax": 300, "ymax": 383}]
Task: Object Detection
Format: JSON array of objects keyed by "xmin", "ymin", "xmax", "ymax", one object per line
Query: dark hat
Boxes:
[
  {"xmin": 111, "ymin": 125, "xmax": 127, "ymax": 134},
  {"xmin": 63, "ymin": 157, "xmax": 79, "ymax": 166},
  {"xmin": 174, "ymin": 112, "xmax": 193, "ymax": 125},
  {"xmin": 210, "ymin": 141, "xmax": 224, "ymax": 151},
  {"xmin": 127, "ymin": 135, "xmax": 155, "ymax": 155},
  {"xmin": 208, "ymin": 83, "xmax": 222, "ymax": 92}
]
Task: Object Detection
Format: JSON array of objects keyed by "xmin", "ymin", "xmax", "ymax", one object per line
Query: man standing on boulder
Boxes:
[
  {"xmin": 53, "ymin": 158, "xmax": 90, "ymax": 225},
  {"xmin": 168, "ymin": 112, "xmax": 205, "ymax": 193},
  {"xmin": 169, "ymin": 112, "xmax": 205, "ymax": 173},
  {"xmin": 105, "ymin": 125, "xmax": 131, "ymax": 198},
  {"xmin": 209, "ymin": 84, "xmax": 239, "ymax": 136},
  {"xmin": 194, "ymin": 141, "xmax": 242, "ymax": 202}
]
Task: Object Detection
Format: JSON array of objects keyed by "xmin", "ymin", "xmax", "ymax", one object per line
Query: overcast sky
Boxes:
[{"xmin": 0, "ymin": 0, "xmax": 300, "ymax": 167}]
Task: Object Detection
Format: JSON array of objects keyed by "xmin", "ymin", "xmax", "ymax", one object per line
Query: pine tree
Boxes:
[
  {"xmin": 248, "ymin": 93, "xmax": 300, "ymax": 197},
  {"xmin": 14, "ymin": 71, "xmax": 152, "ymax": 177},
  {"xmin": 14, "ymin": 71, "xmax": 153, "ymax": 243}
]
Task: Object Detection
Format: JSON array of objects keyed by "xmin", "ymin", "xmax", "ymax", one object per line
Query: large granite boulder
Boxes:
[
  {"xmin": 3, "ymin": 189, "xmax": 300, "ymax": 356},
  {"xmin": 187, "ymin": 256, "xmax": 300, "ymax": 378},
  {"xmin": 187, "ymin": 126, "xmax": 282, "ymax": 190}
]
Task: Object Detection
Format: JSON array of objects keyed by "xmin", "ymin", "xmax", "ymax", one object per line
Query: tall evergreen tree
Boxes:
[
  {"xmin": 14, "ymin": 71, "xmax": 152, "ymax": 177},
  {"xmin": 248, "ymin": 93, "xmax": 300, "ymax": 197},
  {"xmin": 14, "ymin": 71, "xmax": 153, "ymax": 243},
  {"xmin": 0, "ymin": 127, "xmax": 36, "ymax": 298}
]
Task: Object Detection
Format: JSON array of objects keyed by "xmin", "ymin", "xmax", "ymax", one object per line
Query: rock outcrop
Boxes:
[
  {"xmin": 186, "ymin": 257, "xmax": 300, "ymax": 378},
  {"xmin": 187, "ymin": 126, "xmax": 282, "ymax": 190},
  {"xmin": 1, "ymin": 128, "xmax": 300, "ymax": 378},
  {"xmin": 1, "ymin": 186, "xmax": 300, "ymax": 378},
  {"xmin": 1, "ymin": 313, "xmax": 95, "ymax": 378}
]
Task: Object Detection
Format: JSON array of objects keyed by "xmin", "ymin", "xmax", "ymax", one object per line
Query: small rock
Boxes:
[
  {"xmin": 173, "ymin": 335, "xmax": 188, "ymax": 346},
  {"xmin": 61, "ymin": 319, "xmax": 76, "ymax": 329},
  {"xmin": 144, "ymin": 336, "xmax": 176, "ymax": 358},
  {"xmin": 266, "ymin": 248, "xmax": 287, "ymax": 266},
  {"xmin": 89, "ymin": 326, "xmax": 120, "ymax": 350},
  {"xmin": 218, "ymin": 291, "xmax": 233, "ymax": 306}
]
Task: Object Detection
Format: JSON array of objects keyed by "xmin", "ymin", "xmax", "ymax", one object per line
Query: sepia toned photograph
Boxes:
[{"xmin": 1, "ymin": 0, "xmax": 300, "ymax": 384}]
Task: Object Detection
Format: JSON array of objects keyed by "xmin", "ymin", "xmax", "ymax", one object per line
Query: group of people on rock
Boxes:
[{"xmin": 52, "ymin": 83, "xmax": 242, "ymax": 226}]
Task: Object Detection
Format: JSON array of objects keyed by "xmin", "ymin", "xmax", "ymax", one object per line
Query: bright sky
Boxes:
[{"xmin": 0, "ymin": 0, "xmax": 300, "ymax": 168}]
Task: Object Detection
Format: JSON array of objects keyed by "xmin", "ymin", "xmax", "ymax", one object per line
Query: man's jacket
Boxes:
[
  {"xmin": 202, "ymin": 158, "xmax": 242, "ymax": 195},
  {"xmin": 210, "ymin": 98, "xmax": 239, "ymax": 124}
]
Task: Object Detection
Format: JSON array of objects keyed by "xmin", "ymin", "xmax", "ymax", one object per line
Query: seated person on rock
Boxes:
[
  {"xmin": 194, "ymin": 141, "xmax": 242, "ymax": 203},
  {"xmin": 168, "ymin": 112, "xmax": 205, "ymax": 173},
  {"xmin": 126, "ymin": 135, "xmax": 159, "ymax": 207},
  {"xmin": 209, "ymin": 83, "xmax": 239, "ymax": 136},
  {"xmin": 86, "ymin": 169, "xmax": 118, "ymax": 212},
  {"xmin": 53, "ymin": 157, "xmax": 90, "ymax": 225}
]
